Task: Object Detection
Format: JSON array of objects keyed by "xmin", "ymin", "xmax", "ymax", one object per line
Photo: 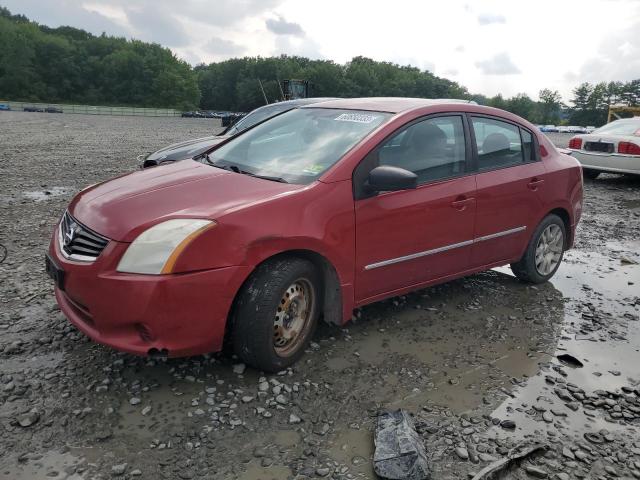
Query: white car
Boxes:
[
  {"xmin": 567, "ymin": 117, "xmax": 640, "ymax": 178},
  {"xmin": 557, "ymin": 126, "xmax": 570, "ymax": 133},
  {"xmin": 585, "ymin": 126, "xmax": 596, "ymax": 133}
]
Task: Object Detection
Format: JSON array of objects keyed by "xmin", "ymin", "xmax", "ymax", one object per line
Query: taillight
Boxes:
[
  {"xmin": 568, "ymin": 138, "xmax": 582, "ymax": 149},
  {"xmin": 618, "ymin": 142, "xmax": 640, "ymax": 155}
]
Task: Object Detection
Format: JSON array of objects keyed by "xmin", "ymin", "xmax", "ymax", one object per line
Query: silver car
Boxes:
[{"xmin": 567, "ymin": 117, "xmax": 640, "ymax": 178}]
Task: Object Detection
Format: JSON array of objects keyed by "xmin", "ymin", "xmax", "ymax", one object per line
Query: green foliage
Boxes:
[
  {"xmin": 196, "ymin": 54, "xmax": 469, "ymax": 111},
  {"xmin": 0, "ymin": 9, "xmax": 200, "ymax": 108},
  {"xmin": 569, "ymin": 80, "xmax": 639, "ymax": 126}
]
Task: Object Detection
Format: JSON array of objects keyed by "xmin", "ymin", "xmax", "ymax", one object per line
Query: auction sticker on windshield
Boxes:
[{"xmin": 334, "ymin": 113, "xmax": 379, "ymax": 123}]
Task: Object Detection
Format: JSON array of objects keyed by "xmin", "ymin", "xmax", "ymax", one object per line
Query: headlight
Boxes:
[{"xmin": 117, "ymin": 219, "xmax": 216, "ymax": 274}]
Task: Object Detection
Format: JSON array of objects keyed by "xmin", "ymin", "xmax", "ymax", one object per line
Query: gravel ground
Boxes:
[{"xmin": 0, "ymin": 113, "xmax": 639, "ymax": 480}]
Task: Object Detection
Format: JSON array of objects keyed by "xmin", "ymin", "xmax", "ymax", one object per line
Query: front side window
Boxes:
[
  {"xmin": 208, "ymin": 108, "xmax": 390, "ymax": 184},
  {"xmin": 378, "ymin": 115, "xmax": 467, "ymax": 184},
  {"xmin": 472, "ymin": 117, "xmax": 524, "ymax": 170}
]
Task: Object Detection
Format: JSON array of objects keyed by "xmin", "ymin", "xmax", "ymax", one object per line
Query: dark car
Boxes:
[
  {"xmin": 45, "ymin": 107, "xmax": 63, "ymax": 113},
  {"xmin": 141, "ymin": 98, "xmax": 337, "ymax": 168},
  {"xmin": 47, "ymin": 98, "xmax": 583, "ymax": 371},
  {"xmin": 24, "ymin": 106, "xmax": 44, "ymax": 112}
]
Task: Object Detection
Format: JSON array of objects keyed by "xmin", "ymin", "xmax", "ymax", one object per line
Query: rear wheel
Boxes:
[
  {"xmin": 232, "ymin": 257, "xmax": 320, "ymax": 372},
  {"xmin": 583, "ymin": 168, "xmax": 600, "ymax": 180},
  {"xmin": 511, "ymin": 214, "xmax": 566, "ymax": 284}
]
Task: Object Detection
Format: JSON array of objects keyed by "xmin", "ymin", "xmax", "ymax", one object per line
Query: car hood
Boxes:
[
  {"xmin": 145, "ymin": 135, "xmax": 229, "ymax": 161},
  {"xmin": 69, "ymin": 160, "xmax": 302, "ymax": 242}
]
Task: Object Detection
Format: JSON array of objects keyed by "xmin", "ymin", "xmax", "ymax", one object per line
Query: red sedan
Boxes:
[{"xmin": 46, "ymin": 98, "xmax": 583, "ymax": 372}]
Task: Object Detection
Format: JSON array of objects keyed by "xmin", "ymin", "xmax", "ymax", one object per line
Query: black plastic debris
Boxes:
[
  {"xmin": 470, "ymin": 443, "xmax": 549, "ymax": 480},
  {"xmin": 373, "ymin": 410, "xmax": 430, "ymax": 480},
  {"xmin": 557, "ymin": 353, "xmax": 584, "ymax": 368}
]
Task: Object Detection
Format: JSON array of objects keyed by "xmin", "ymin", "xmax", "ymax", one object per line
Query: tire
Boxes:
[
  {"xmin": 232, "ymin": 257, "xmax": 320, "ymax": 372},
  {"xmin": 511, "ymin": 214, "xmax": 566, "ymax": 284},
  {"xmin": 583, "ymin": 168, "xmax": 600, "ymax": 180}
]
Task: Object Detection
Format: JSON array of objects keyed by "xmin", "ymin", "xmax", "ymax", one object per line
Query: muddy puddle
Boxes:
[{"xmin": 1, "ymin": 449, "xmax": 87, "ymax": 480}]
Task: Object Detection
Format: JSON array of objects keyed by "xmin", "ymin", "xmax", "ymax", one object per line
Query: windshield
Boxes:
[
  {"xmin": 593, "ymin": 119, "xmax": 640, "ymax": 136},
  {"xmin": 224, "ymin": 103, "xmax": 294, "ymax": 136},
  {"xmin": 208, "ymin": 108, "xmax": 390, "ymax": 184}
]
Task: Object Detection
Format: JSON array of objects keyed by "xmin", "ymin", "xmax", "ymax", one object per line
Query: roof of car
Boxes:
[
  {"xmin": 302, "ymin": 97, "xmax": 477, "ymax": 113},
  {"xmin": 265, "ymin": 97, "xmax": 339, "ymax": 108}
]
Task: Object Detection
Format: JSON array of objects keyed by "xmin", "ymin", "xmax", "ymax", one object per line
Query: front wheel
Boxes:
[
  {"xmin": 232, "ymin": 258, "xmax": 320, "ymax": 372},
  {"xmin": 511, "ymin": 214, "xmax": 566, "ymax": 284}
]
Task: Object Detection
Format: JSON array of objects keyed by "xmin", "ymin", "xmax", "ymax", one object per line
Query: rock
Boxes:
[
  {"xmin": 455, "ymin": 447, "xmax": 469, "ymax": 460},
  {"xmin": 500, "ymin": 419, "xmax": 516, "ymax": 430},
  {"xmin": 253, "ymin": 446, "xmax": 267, "ymax": 457},
  {"xmin": 129, "ymin": 397, "xmax": 141, "ymax": 406},
  {"xmin": 583, "ymin": 432, "xmax": 604, "ymax": 444},
  {"xmin": 130, "ymin": 469, "xmax": 142, "ymax": 476},
  {"xmin": 275, "ymin": 394, "xmax": 288, "ymax": 405},
  {"xmin": 17, "ymin": 411, "xmax": 39, "ymax": 428},
  {"xmin": 233, "ymin": 363, "xmax": 246, "ymax": 375},
  {"xmin": 524, "ymin": 465, "xmax": 548, "ymax": 478},
  {"xmin": 289, "ymin": 413, "xmax": 302, "ymax": 424},
  {"xmin": 542, "ymin": 412, "xmax": 553, "ymax": 423},
  {"xmin": 316, "ymin": 467, "xmax": 331, "ymax": 477},
  {"xmin": 141, "ymin": 406, "xmax": 152, "ymax": 416},
  {"xmin": 604, "ymin": 466, "xmax": 617, "ymax": 476},
  {"xmin": 111, "ymin": 463, "xmax": 127, "ymax": 476},
  {"xmin": 562, "ymin": 447, "xmax": 575, "ymax": 460},
  {"xmin": 241, "ymin": 396, "xmax": 254, "ymax": 403}
]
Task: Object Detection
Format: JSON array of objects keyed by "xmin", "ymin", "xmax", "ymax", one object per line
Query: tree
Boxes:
[{"xmin": 537, "ymin": 89, "xmax": 562, "ymax": 124}]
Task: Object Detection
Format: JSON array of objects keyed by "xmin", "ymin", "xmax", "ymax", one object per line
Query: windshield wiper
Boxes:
[
  {"xmin": 204, "ymin": 156, "xmax": 288, "ymax": 183},
  {"xmin": 244, "ymin": 172, "xmax": 288, "ymax": 183}
]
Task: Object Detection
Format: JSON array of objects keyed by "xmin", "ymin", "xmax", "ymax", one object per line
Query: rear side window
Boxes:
[
  {"xmin": 471, "ymin": 117, "xmax": 524, "ymax": 171},
  {"xmin": 521, "ymin": 128, "xmax": 534, "ymax": 161},
  {"xmin": 378, "ymin": 115, "xmax": 467, "ymax": 184}
]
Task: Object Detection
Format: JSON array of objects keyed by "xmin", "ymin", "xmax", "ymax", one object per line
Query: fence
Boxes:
[{"xmin": 0, "ymin": 100, "xmax": 182, "ymax": 117}]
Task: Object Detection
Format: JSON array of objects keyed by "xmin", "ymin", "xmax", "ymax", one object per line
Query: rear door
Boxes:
[
  {"xmin": 469, "ymin": 115, "xmax": 546, "ymax": 267},
  {"xmin": 353, "ymin": 114, "xmax": 477, "ymax": 302}
]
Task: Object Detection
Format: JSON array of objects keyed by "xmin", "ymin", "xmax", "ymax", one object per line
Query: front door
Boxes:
[{"xmin": 354, "ymin": 114, "xmax": 477, "ymax": 302}]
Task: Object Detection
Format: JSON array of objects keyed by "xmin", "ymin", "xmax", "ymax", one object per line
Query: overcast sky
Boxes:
[{"xmin": 4, "ymin": 0, "xmax": 640, "ymax": 101}]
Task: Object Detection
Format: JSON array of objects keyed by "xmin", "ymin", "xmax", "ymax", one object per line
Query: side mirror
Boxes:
[{"xmin": 365, "ymin": 165, "xmax": 417, "ymax": 193}]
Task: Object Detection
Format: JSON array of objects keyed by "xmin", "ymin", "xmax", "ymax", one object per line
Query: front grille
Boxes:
[
  {"xmin": 59, "ymin": 211, "xmax": 109, "ymax": 260},
  {"xmin": 584, "ymin": 141, "xmax": 613, "ymax": 153}
]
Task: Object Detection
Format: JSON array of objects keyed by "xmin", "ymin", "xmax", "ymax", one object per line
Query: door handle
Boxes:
[
  {"xmin": 527, "ymin": 178, "xmax": 545, "ymax": 190},
  {"xmin": 450, "ymin": 196, "xmax": 475, "ymax": 211}
]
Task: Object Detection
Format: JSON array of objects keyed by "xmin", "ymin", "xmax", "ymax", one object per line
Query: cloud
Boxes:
[
  {"xmin": 126, "ymin": 9, "xmax": 190, "ymax": 47},
  {"xmin": 205, "ymin": 36, "xmax": 246, "ymax": 57},
  {"xmin": 573, "ymin": 19, "xmax": 640, "ymax": 83},
  {"xmin": 477, "ymin": 12, "xmax": 506, "ymax": 25},
  {"xmin": 475, "ymin": 53, "xmax": 520, "ymax": 75},
  {"xmin": 265, "ymin": 15, "xmax": 304, "ymax": 36}
]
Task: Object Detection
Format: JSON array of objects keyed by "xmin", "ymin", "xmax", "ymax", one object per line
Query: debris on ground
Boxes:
[
  {"xmin": 556, "ymin": 353, "xmax": 584, "ymax": 368},
  {"xmin": 470, "ymin": 444, "xmax": 549, "ymax": 480},
  {"xmin": 373, "ymin": 410, "xmax": 430, "ymax": 480}
]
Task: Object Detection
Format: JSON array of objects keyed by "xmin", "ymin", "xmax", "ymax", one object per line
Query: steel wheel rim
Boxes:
[
  {"xmin": 273, "ymin": 278, "xmax": 314, "ymax": 357},
  {"xmin": 535, "ymin": 224, "xmax": 564, "ymax": 276}
]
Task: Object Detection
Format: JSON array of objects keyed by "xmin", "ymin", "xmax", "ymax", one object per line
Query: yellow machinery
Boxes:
[{"xmin": 608, "ymin": 105, "xmax": 640, "ymax": 122}]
